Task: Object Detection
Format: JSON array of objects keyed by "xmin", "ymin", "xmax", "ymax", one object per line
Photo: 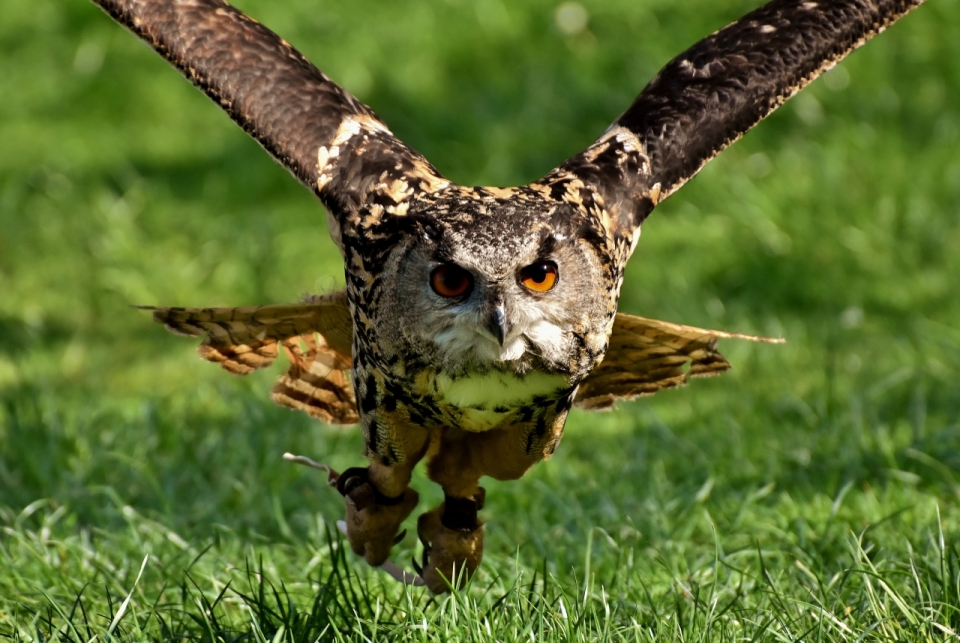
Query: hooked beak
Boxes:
[{"xmin": 486, "ymin": 303, "xmax": 508, "ymax": 347}]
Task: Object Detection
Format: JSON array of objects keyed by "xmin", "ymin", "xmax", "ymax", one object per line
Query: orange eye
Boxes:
[
  {"xmin": 520, "ymin": 261, "xmax": 559, "ymax": 293},
  {"xmin": 430, "ymin": 264, "xmax": 474, "ymax": 298}
]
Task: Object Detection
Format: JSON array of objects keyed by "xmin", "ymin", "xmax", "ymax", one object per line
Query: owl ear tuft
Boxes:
[{"xmin": 574, "ymin": 313, "xmax": 783, "ymax": 411}]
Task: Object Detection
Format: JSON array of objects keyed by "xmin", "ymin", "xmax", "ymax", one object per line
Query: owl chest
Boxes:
[{"xmin": 422, "ymin": 369, "xmax": 570, "ymax": 432}]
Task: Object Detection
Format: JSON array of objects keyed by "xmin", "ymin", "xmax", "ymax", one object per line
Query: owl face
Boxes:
[{"xmin": 375, "ymin": 201, "xmax": 611, "ymax": 378}]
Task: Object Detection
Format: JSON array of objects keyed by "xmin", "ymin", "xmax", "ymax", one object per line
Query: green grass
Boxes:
[{"xmin": 2, "ymin": 0, "xmax": 960, "ymax": 639}]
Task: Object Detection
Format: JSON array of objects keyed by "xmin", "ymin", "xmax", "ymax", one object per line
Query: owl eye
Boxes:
[
  {"xmin": 430, "ymin": 264, "xmax": 474, "ymax": 298},
  {"xmin": 519, "ymin": 261, "xmax": 559, "ymax": 293}
]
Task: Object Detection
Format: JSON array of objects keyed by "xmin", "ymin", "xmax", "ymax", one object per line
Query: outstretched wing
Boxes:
[
  {"xmin": 91, "ymin": 0, "xmax": 449, "ymax": 231},
  {"xmin": 541, "ymin": 0, "xmax": 924, "ymax": 242},
  {"xmin": 574, "ymin": 313, "xmax": 783, "ymax": 410},
  {"xmin": 142, "ymin": 291, "xmax": 358, "ymax": 424}
]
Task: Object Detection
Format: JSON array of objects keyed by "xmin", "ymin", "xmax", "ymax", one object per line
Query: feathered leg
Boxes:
[
  {"xmin": 419, "ymin": 417, "xmax": 565, "ymax": 593},
  {"xmin": 339, "ymin": 428, "xmax": 430, "ymax": 567}
]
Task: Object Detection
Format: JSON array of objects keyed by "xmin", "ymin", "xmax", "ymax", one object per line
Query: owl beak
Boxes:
[{"xmin": 487, "ymin": 303, "xmax": 509, "ymax": 347}]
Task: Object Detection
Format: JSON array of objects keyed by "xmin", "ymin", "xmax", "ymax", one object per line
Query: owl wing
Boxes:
[
  {"xmin": 540, "ymin": 0, "xmax": 924, "ymax": 241},
  {"xmin": 574, "ymin": 313, "xmax": 783, "ymax": 410},
  {"xmin": 91, "ymin": 0, "xmax": 449, "ymax": 234},
  {"xmin": 141, "ymin": 291, "xmax": 358, "ymax": 425}
]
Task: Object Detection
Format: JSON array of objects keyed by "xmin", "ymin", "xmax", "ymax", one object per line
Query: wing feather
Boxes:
[
  {"xmin": 91, "ymin": 0, "xmax": 449, "ymax": 229},
  {"xmin": 574, "ymin": 313, "xmax": 783, "ymax": 410},
  {"xmin": 141, "ymin": 290, "xmax": 358, "ymax": 424},
  {"xmin": 272, "ymin": 334, "xmax": 358, "ymax": 425},
  {"xmin": 545, "ymin": 0, "xmax": 925, "ymax": 237}
]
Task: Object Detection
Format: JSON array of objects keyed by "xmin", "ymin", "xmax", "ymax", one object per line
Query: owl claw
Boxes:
[
  {"xmin": 285, "ymin": 453, "xmax": 487, "ymax": 591},
  {"xmin": 285, "ymin": 454, "xmax": 419, "ymax": 572},
  {"xmin": 415, "ymin": 490, "xmax": 486, "ymax": 594},
  {"xmin": 337, "ymin": 520, "xmax": 424, "ymax": 587},
  {"xmin": 421, "ymin": 541, "xmax": 432, "ymax": 570},
  {"xmin": 339, "ymin": 474, "xmax": 419, "ymax": 567}
]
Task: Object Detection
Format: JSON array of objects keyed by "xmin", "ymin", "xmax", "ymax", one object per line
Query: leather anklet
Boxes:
[
  {"xmin": 336, "ymin": 467, "xmax": 404, "ymax": 510},
  {"xmin": 441, "ymin": 488, "xmax": 486, "ymax": 531}
]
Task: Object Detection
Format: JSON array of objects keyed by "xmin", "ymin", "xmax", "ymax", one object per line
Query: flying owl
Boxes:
[{"xmin": 92, "ymin": 0, "xmax": 925, "ymax": 592}]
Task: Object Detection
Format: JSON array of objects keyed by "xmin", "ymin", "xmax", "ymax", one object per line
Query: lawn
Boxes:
[{"xmin": 1, "ymin": 0, "xmax": 959, "ymax": 639}]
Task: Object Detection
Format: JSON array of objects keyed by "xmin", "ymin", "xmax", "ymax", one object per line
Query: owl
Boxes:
[{"xmin": 94, "ymin": 0, "xmax": 925, "ymax": 592}]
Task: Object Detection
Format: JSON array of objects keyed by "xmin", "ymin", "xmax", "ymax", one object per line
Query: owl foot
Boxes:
[
  {"xmin": 414, "ymin": 489, "xmax": 486, "ymax": 593},
  {"xmin": 283, "ymin": 453, "xmax": 419, "ymax": 570},
  {"xmin": 336, "ymin": 466, "xmax": 419, "ymax": 566}
]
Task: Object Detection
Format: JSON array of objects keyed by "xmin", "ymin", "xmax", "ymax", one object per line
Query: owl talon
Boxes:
[
  {"xmin": 416, "ymin": 489, "xmax": 486, "ymax": 594},
  {"xmin": 421, "ymin": 542, "xmax": 432, "ymax": 570},
  {"xmin": 336, "ymin": 468, "xmax": 419, "ymax": 567},
  {"xmin": 286, "ymin": 455, "xmax": 418, "ymax": 568}
]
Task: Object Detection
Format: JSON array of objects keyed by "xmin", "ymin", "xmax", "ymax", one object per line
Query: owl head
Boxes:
[{"xmin": 373, "ymin": 194, "xmax": 615, "ymax": 378}]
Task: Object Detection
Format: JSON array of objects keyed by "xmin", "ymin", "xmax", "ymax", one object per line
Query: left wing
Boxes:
[
  {"xmin": 540, "ymin": 0, "xmax": 925, "ymax": 243},
  {"xmin": 141, "ymin": 291, "xmax": 358, "ymax": 424},
  {"xmin": 575, "ymin": 313, "xmax": 783, "ymax": 410}
]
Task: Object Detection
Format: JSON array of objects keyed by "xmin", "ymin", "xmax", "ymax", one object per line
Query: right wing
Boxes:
[
  {"xmin": 92, "ymin": 0, "xmax": 450, "ymax": 228},
  {"xmin": 142, "ymin": 290, "xmax": 358, "ymax": 425},
  {"xmin": 574, "ymin": 313, "xmax": 783, "ymax": 411}
]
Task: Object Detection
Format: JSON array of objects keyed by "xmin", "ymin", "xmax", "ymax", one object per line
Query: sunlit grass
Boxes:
[{"xmin": 1, "ymin": 0, "xmax": 959, "ymax": 639}]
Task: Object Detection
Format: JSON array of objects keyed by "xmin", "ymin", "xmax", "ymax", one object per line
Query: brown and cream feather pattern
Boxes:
[
  {"xmin": 143, "ymin": 292, "xmax": 782, "ymax": 433},
  {"xmin": 550, "ymin": 0, "xmax": 925, "ymax": 237},
  {"xmin": 96, "ymin": 0, "xmax": 925, "ymax": 588},
  {"xmin": 142, "ymin": 292, "xmax": 357, "ymax": 424},
  {"xmin": 97, "ymin": 0, "xmax": 926, "ymax": 453}
]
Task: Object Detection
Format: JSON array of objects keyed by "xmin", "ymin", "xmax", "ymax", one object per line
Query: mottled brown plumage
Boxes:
[
  {"xmin": 147, "ymin": 295, "xmax": 782, "ymax": 419},
  {"xmin": 140, "ymin": 292, "xmax": 357, "ymax": 424},
  {"xmin": 575, "ymin": 315, "xmax": 784, "ymax": 410},
  {"xmin": 95, "ymin": 0, "xmax": 925, "ymax": 591}
]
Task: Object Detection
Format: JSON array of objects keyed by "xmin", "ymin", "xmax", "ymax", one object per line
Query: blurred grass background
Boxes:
[{"xmin": 1, "ymin": 0, "xmax": 959, "ymax": 639}]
